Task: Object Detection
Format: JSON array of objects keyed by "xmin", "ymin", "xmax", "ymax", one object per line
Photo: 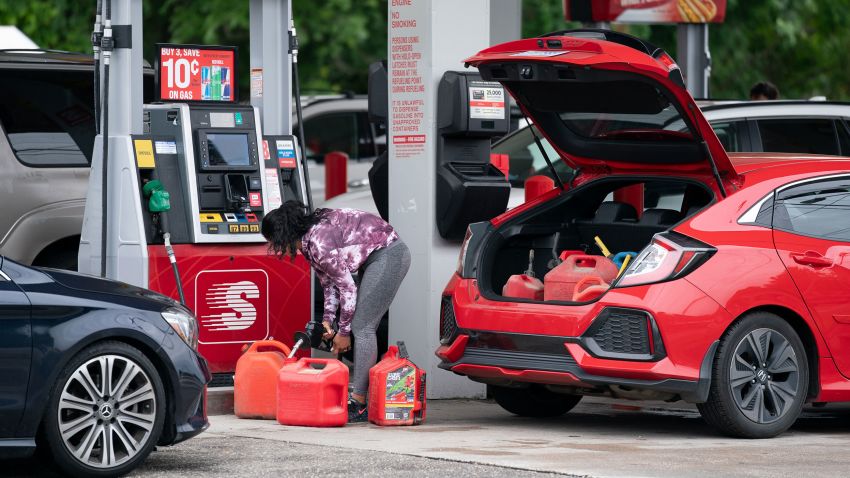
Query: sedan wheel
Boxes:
[
  {"xmin": 44, "ymin": 342, "xmax": 165, "ymax": 477},
  {"xmin": 698, "ymin": 312, "xmax": 808, "ymax": 438}
]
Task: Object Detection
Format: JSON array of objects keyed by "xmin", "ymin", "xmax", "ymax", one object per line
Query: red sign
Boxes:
[
  {"xmin": 157, "ymin": 44, "xmax": 237, "ymax": 102},
  {"xmin": 249, "ymin": 192, "xmax": 262, "ymax": 207},
  {"xmin": 194, "ymin": 269, "xmax": 268, "ymax": 345},
  {"xmin": 563, "ymin": 0, "xmax": 726, "ymax": 24},
  {"xmin": 262, "ymin": 140, "xmax": 271, "ymax": 160}
]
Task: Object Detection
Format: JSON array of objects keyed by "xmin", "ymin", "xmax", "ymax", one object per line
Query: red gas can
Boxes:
[
  {"xmin": 503, "ymin": 274, "xmax": 544, "ymax": 300},
  {"xmin": 234, "ymin": 340, "xmax": 291, "ymax": 419},
  {"xmin": 502, "ymin": 249, "xmax": 544, "ymax": 300},
  {"xmin": 544, "ymin": 254, "xmax": 618, "ymax": 301},
  {"xmin": 369, "ymin": 342, "xmax": 426, "ymax": 426},
  {"xmin": 276, "ymin": 358, "xmax": 348, "ymax": 427}
]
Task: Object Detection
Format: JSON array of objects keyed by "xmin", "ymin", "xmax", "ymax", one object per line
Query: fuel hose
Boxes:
[{"xmin": 290, "ymin": 20, "xmax": 313, "ymax": 212}]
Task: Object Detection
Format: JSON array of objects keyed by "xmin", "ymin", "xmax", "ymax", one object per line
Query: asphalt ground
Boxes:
[{"xmin": 5, "ymin": 397, "xmax": 850, "ymax": 478}]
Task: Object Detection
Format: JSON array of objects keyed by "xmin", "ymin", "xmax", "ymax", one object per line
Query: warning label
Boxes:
[
  {"xmin": 389, "ymin": 0, "xmax": 426, "ymax": 159},
  {"xmin": 468, "ymin": 81, "xmax": 505, "ymax": 120}
]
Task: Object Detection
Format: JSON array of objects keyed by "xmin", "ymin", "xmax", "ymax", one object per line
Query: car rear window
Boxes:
[
  {"xmin": 757, "ymin": 118, "xmax": 839, "ymax": 156},
  {"xmin": 514, "ymin": 79, "xmax": 694, "ymax": 142},
  {"xmin": 0, "ymin": 68, "xmax": 96, "ymax": 167}
]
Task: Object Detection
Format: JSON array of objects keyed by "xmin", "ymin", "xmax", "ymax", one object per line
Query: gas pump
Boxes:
[
  {"xmin": 80, "ymin": 1, "xmax": 312, "ymax": 379},
  {"xmin": 435, "ymin": 71, "xmax": 511, "ymax": 240}
]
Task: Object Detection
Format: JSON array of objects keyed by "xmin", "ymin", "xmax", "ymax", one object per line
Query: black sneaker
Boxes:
[{"xmin": 347, "ymin": 396, "xmax": 368, "ymax": 423}]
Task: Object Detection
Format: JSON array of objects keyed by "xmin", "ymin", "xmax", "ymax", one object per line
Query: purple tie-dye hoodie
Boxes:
[{"xmin": 301, "ymin": 208, "xmax": 399, "ymax": 336}]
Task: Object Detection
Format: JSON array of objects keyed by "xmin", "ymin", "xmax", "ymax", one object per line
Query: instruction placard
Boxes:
[
  {"xmin": 468, "ymin": 81, "xmax": 505, "ymax": 120},
  {"xmin": 264, "ymin": 168, "xmax": 283, "ymax": 209}
]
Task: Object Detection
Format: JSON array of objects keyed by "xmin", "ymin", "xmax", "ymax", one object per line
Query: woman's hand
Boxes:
[
  {"xmin": 322, "ymin": 321, "xmax": 335, "ymax": 340},
  {"xmin": 332, "ymin": 334, "xmax": 351, "ymax": 354}
]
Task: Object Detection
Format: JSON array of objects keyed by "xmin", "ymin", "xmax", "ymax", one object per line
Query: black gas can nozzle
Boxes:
[{"xmin": 288, "ymin": 318, "xmax": 335, "ymax": 358}]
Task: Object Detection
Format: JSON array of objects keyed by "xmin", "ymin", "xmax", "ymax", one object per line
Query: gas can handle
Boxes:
[
  {"xmin": 298, "ymin": 357, "xmax": 330, "ymax": 369},
  {"xmin": 245, "ymin": 340, "xmax": 292, "ymax": 356},
  {"xmin": 397, "ymin": 341, "xmax": 409, "ymax": 359}
]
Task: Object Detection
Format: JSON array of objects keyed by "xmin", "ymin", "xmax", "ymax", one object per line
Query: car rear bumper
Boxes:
[
  {"xmin": 437, "ymin": 332, "xmax": 718, "ymax": 402},
  {"xmin": 437, "ymin": 274, "xmax": 729, "ymax": 402}
]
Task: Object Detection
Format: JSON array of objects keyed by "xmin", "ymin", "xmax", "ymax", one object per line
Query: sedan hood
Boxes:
[
  {"xmin": 42, "ymin": 267, "xmax": 179, "ymax": 309},
  {"xmin": 465, "ymin": 30, "xmax": 738, "ymax": 190}
]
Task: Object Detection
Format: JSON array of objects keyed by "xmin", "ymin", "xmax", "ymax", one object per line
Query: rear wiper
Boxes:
[{"xmin": 523, "ymin": 115, "xmax": 565, "ymax": 191}]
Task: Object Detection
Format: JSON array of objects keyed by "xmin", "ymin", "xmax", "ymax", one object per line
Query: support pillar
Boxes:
[
  {"xmin": 249, "ymin": 0, "xmax": 293, "ymax": 136},
  {"xmin": 677, "ymin": 23, "xmax": 711, "ymax": 98},
  {"xmin": 387, "ymin": 0, "xmax": 490, "ymax": 399},
  {"xmin": 78, "ymin": 0, "xmax": 147, "ymax": 286},
  {"xmin": 490, "ymin": 0, "xmax": 521, "ymax": 45}
]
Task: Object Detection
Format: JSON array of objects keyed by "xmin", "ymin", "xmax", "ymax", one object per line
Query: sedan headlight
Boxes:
[{"xmin": 161, "ymin": 306, "xmax": 199, "ymax": 350}]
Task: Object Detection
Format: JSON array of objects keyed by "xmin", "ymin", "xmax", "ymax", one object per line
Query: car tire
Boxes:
[
  {"xmin": 43, "ymin": 341, "xmax": 166, "ymax": 477},
  {"xmin": 697, "ymin": 312, "xmax": 808, "ymax": 438},
  {"xmin": 491, "ymin": 384, "xmax": 582, "ymax": 418}
]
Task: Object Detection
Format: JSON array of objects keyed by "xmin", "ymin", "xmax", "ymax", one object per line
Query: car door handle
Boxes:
[{"xmin": 791, "ymin": 251, "xmax": 833, "ymax": 267}]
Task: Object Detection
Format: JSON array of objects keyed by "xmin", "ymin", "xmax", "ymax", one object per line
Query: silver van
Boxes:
[{"xmin": 0, "ymin": 50, "xmax": 153, "ymax": 270}]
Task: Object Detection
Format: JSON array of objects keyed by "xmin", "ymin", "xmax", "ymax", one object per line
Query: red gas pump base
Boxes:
[{"xmin": 148, "ymin": 244, "xmax": 311, "ymax": 374}]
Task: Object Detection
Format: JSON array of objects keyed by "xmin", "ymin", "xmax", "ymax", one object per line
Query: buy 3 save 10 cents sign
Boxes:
[{"xmin": 157, "ymin": 45, "xmax": 237, "ymax": 102}]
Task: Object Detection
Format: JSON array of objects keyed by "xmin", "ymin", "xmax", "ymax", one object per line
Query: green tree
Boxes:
[
  {"xmin": 521, "ymin": 0, "xmax": 850, "ymax": 100},
  {"xmin": 0, "ymin": 0, "xmax": 387, "ymax": 95},
  {"xmin": 1, "ymin": 0, "xmax": 848, "ymax": 99}
]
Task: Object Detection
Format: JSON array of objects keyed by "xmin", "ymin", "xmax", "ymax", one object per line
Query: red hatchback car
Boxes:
[{"xmin": 436, "ymin": 30, "xmax": 850, "ymax": 438}]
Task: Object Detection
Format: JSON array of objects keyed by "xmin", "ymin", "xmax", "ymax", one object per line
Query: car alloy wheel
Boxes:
[
  {"xmin": 698, "ymin": 312, "xmax": 808, "ymax": 438},
  {"xmin": 57, "ymin": 354, "xmax": 157, "ymax": 469},
  {"xmin": 728, "ymin": 328, "xmax": 800, "ymax": 424}
]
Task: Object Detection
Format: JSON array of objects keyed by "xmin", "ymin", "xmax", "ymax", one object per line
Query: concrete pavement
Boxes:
[
  {"xmin": 200, "ymin": 397, "xmax": 850, "ymax": 478},
  {"xmin": 5, "ymin": 397, "xmax": 850, "ymax": 477}
]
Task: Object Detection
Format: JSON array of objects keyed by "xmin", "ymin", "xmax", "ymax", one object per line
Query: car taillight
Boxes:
[
  {"xmin": 615, "ymin": 233, "xmax": 715, "ymax": 288},
  {"xmin": 457, "ymin": 227, "xmax": 473, "ymax": 276}
]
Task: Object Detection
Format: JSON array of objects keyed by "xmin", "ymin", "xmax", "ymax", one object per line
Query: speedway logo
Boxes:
[{"xmin": 195, "ymin": 269, "xmax": 269, "ymax": 344}]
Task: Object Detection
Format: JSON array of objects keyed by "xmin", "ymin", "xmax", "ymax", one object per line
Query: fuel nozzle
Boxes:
[
  {"xmin": 289, "ymin": 318, "xmax": 334, "ymax": 358},
  {"xmin": 525, "ymin": 249, "xmax": 536, "ymax": 278}
]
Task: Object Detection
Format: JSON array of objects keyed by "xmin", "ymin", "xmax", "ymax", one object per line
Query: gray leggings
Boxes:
[{"xmin": 351, "ymin": 239, "xmax": 411, "ymax": 396}]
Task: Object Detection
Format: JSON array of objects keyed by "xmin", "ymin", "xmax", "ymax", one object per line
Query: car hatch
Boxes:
[{"xmin": 464, "ymin": 31, "xmax": 739, "ymax": 192}]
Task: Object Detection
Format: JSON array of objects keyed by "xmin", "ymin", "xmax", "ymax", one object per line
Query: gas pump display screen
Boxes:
[
  {"xmin": 156, "ymin": 43, "xmax": 238, "ymax": 102},
  {"xmin": 206, "ymin": 133, "xmax": 251, "ymax": 168}
]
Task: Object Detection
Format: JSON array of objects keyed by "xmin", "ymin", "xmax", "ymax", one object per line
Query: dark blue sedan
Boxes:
[{"xmin": 0, "ymin": 256, "xmax": 209, "ymax": 477}]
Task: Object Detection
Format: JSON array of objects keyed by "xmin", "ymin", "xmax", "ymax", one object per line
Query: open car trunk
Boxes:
[{"xmin": 479, "ymin": 176, "xmax": 714, "ymax": 303}]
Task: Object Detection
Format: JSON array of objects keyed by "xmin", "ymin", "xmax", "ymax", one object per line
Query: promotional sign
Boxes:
[
  {"xmin": 156, "ymin": 44, "xmax": 237, "ymax": 102},
  {"xmin": 563, "ymin": 0, "xmax": 727, "ymax": 24},
  {"xmin": 468, "ymin": 81, "xmax": 505, "ymax": 120}
]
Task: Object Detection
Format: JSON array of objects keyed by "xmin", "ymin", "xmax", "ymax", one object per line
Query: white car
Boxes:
[
  {"xmin": 325, "ymin": 100, "xmax": 850, "ymax": 213},
  {"xmin": 297, "ymin": 95, "xmax": 385, "ymax": 205}
]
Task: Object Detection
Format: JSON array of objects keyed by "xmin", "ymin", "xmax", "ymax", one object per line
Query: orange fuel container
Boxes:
[
  {"xmin": 369, "ymin": 342, "xmax": 426, "ymax": 426},
  {"xmin": 276, "ymin": 358, "xmax": 348, "ymax": 427},
  {"xmin": 544, "ymin": 254, "xmax": 618, "ymax": 301},
  {"xmin": 234, "ymin": 340, "xmax": 291, "ymax": 419},
  {"xmin": 572, "ymin": 275, "xmax": 610, "ymax": 302}
]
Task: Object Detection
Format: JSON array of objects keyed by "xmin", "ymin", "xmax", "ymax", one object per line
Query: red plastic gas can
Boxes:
[
  {"xmin": 503, "ymin": 274, "xmax": 544, "ymax": 300},
  {"xmin": 234, "ymin": 340, "xmax": 292, "ymax": 419},
  {"xmin": 544, "ymin": 254, "xmax": 618, "ymax": 301},
  {"xmin": 369, "ymin": 342, "xmax": 426, "ymax": 426},
  {"xmin": 276, "ymin": 358, "xmax": 348, "ymax": 427}
]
